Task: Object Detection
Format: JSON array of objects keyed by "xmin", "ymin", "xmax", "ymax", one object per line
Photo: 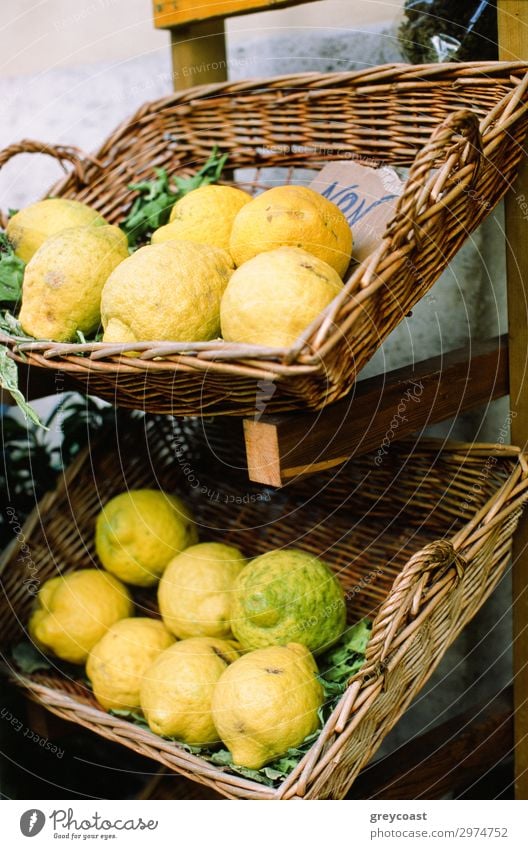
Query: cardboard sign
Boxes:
[{"xmin": 310, "ymin": 162, "xmax": 404, "ymax": 263}]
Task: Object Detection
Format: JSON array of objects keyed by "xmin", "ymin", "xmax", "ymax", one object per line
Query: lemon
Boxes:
[
  {"xmin": 100, "ymin": 241, "xmax": 234, "ymax": 345},
  {"xmin": 18, "ymin": 224, "xmax": 128, "ymax": 341},
  {"xmin": 7, "ymin": 198, "xmax": 107, "ymax": 263},
  {"xmin": 231, "ymin": 548, "xmax": 346, "ymax": 655},
  {"xmin": 95, "ymin": 489, "xmax": 198, "ymax": 587},
  {"xmin": 212, "ymin": 642, "xmax": 323, "ymax": 769},
  {"xmin": 28, "ymin": 569, "xmax": 133, "ymax": 664},
  {"xmin": 140, "ymin": 637, "xmax": 239, "ymax": 744},
  {"xmin": 152, "ymin": 185, "xmax": 252, "ymax": 253},
  {"xmin": 158, "ymin": 542, "xmax": 246, "ymax": 639},
  {"xmin": 220, "ymin": 246, "xmax": 343, "ymax": 347},
  {"xmin": 229, "ymin": 185, "xmax": 352, "ymax": 276},
  {"xmin": 86, "ymin": 617, "xmax": 175, "ymax": 711}
]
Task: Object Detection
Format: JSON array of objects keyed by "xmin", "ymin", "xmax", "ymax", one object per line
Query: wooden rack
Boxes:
[
  {"xmin": 151, "ymin": 0, "xmax": 528, "ymax": 800},
  {"xmin": 2, "ymin": 0, "xmax": 526, "ymax": 802}
]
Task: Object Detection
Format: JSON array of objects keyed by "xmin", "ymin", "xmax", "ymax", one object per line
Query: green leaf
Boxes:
[
  {"xmin": 0, "ymin": 345, "xmax": 47, "ymax": 428},
  {"xmin": 0, "ymin": 309, "xmax": 35, "ymax": 340},
  {"xmin": 0, "ymin": 232, "xmax": 25, "ymax": 304},
  {"xmin": 318, "ymin": 620, "xmax": 372, "ymax": 692},
  {"xmin": 12, "ymin": 642, "xmax": 52, "ymax": 674},
  {"xmin": 120, "ymin": 148, "xmax": 228, "ymax": 247},
  {"xmin": 109, "ymin": 708, "xmax": 149, "ymax": 728}
]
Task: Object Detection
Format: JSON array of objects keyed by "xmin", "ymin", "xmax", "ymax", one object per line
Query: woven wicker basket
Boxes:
[
  {"xmin": 1, "ymin": 416, "xmax": 527, "ymax": 799},
  {"xmin": 1, "ymin": 62, "xmax": 528, "ymax": 416}
]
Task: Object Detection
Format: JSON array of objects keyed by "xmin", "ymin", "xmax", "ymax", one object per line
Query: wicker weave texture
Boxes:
[
  {"xmin": 1, "ymin": 418, "xmax": 527, "ymax": 799},
  {"xmin": 2, "ymin": 63, "xmax": 528, "ymax": 415}
]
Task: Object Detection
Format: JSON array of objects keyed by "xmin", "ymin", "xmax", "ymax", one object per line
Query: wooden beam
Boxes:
[
  {"xmin": 352, "ymin": 689, "xmax": 513, "ymax": 800},
  {"xmin": 153, "ymin": 0, "xmax": 312, "ymax": 29},
  {"xmin": 498, "ymin": 0, "xmax": 528, "ymax": 802},
  {"xmin": 244, "ymin": 335, "xmax": 509, "ymax": 486},
  {"xmin": 170, "ymin": 20, "xmax": 228, "ymax": 90}
]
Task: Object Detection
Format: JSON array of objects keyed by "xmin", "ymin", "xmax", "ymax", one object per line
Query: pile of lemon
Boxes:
[
  {"xmin": 10, "ymin": 182, "xmax": 353, "ymax": 349},
  {"xmin": 28, "ymin": 489, "xmax": 346, "ymax": 769}
]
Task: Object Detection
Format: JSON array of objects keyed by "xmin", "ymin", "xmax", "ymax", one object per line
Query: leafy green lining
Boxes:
[
  {"xmin": 0, "ymin": 232, "xmax": 25, "ymax": 305},
  {"xmin": 121, "ymin": 148, "xmax": 228, "ymax": 247}
]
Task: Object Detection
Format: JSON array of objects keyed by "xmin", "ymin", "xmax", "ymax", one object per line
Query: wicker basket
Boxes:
[
  {"xmin": 1, "ymin": 416, "xmax": 527, "ymax": 799},
  {"xmin": 1, "ymin": 62, "xmax": 528, "ymax": 416}
]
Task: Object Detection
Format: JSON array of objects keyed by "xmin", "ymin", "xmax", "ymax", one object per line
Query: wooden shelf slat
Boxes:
[
  {"xmin": 243, "ymin": 335, "xmax": 509, "ymax": 486},
  {"xmin": 153, "ymin": 0, "xmax": 313, "ymax": 30}
]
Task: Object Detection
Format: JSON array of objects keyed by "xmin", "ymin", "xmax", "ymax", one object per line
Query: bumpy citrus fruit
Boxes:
[
  {"xmin": 19, "ymin": 224, "xmax": 128, "ymax": 342},
  {"xmin": 28, "ymin": 569, "xmax": 133, "ymax": 664},
  {"xmin": 95, "ymin": 489, "xmax": 197, "ymax": 587},
  {"xmin": 212, "ymin": 642, "xmax": 323, "ymax": 769},
  {"xmin": 86, "ymin": 617, "xmax": 175, "ymax": 711},
  {"xmin": 158, "ymin": 542, "xmax": 246, "ymax": 639},
  {"xmin": 140, "ymin": 637, "xmax": 239, "ymax": 744},
  {"xmin": 100, "ymin": 241, "xmax": 234, "ymax": 345},
  {"xmin": 7, "ymin": 198, "xmax": 107, "ymax": 263},
  {"xmin": 229, "ymin": 185, "xmax": 352, "ymax": 275},
  {"xmin": 152, "ymin": 185, "xmax": 252, "ymax": 253},
  {"xmin": 231, "ymin": 548, "xmax": 346, "ymax": 655},
  {"xmin": 220, "ymin": 246, "xmax": 343, "ymax": 347}
]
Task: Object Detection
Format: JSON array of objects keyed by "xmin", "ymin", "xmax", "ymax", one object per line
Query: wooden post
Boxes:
[
  {"xmin": 152, "ymin": 1, "xmax": 318, "ymax": 92},
  {"xmin": 170, "ymin": 20, "xmax": 228, "ymax": 90},
  {"xmin": 497, "ymin": 0, "xmax": 528, "ymax": 801}
]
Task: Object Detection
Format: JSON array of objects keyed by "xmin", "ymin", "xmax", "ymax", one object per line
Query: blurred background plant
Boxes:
[{"xmin": 1, "ymin": 395, "xmax": 115, "ymax": 548}]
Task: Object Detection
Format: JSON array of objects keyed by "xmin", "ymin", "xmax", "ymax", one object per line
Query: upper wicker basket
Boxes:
[{"xmin": 2, "ymin": 62, "xmax": 528, "ymax": 416}]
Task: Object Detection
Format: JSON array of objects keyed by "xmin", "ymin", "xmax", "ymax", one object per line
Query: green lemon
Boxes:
[{"xmin": 231, "ymin": 549, "xmax": 346, "ymax": 655}]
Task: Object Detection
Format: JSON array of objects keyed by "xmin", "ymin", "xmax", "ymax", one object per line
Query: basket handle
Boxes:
[
  {"xmin": 385, "ymin": 109, "xmax": 482, "ymax": 250},
  {"xmin": 0, "ymin": 139, "xmax": 100, "ymax": 227},
  {"xmin": 364, "ymin": 538, "xmax": 465, "ymax": 666},
  {"xmin": 327, "ymin": 540, "xmax": 465, "ymax": 739}
]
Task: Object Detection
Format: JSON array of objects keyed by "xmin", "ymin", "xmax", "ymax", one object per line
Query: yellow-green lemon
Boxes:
[
  {"xmin": 152, "ymin": 185, "xmax": 252, "ymax": 253},
  {"xmin": 95, "ymin": 489, "xmax": 198, "ymax": 587},
  {"xmin": 18, "ymin": 224, "xmax": 128, "ymax": 341},
  {"xmin": 229, "ymin": 185, "xmax": 352, "ymax": 275},
  {"xmin": 140, "ymin": 637, "xmax": 240, "ymax": 744},
  {"xmin": 86, "ymin": 617, "xmax": 175, "ymax": 711},
  {"xmin": 28, "ymin": 569, "xmax": 133, "ymax": 664},
  {"xmin": 220, "ymin": 246, "xmax": 343, "ymax": 347},
  {"xmin": 100, "ymin": 241, "xmax": 234, "ymax": 345},
  {"xmin": 212, "ymin": 642, "xmax": 323, "ymax": 769},
  {"xmin": 231, "ymin": 548, "xmax": 346, "ymax": 655},
  {"xmin": 158, "ymin": 542, "xmax": 246, "ymax": 639},
  {"xmin": 7, "ymin": 198, "xmax": 107, "ymax": 262}
]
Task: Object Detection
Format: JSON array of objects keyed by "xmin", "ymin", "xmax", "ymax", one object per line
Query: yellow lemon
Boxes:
[
  {"xmin": 220, "ymin": 246, "xmax": 343, "ymax": 347},
  {"xmin": 7, "ymin": 198, "xmax": 107, "ymax": 263},
  {"xmin": 151, "ymin": 185, "xmax": 252, "ymax": 253},
  {"xmin": 86, "ymin": 618, "xmax": 175, "ymax": 711},
  {"xmin": 101, "ymin": 241, "xmax": 234, "ymax": 345},
  {"xmin": 158, "ymin": 542, "xmax": 246, "ymax": 639},
  {"xmin": 212, "ymin": 642, "xmax": 323, "ymax": 769},
  {"xmin": 28, "ymin": 569, "xmax": 133, "ymax": 664},
  {"xmin": 229, "ymin": 185, "xmax": 352, "ymax": 275},
  {"xmin": 140, "ymin": 637, "xmax": 239, "ymax": 744},
  {"xmin": 18, "ymin": 224, "xmax": 128, "ymax": 341},
  {"xmin": 95, "ymin": 489, "xmax": 198, "ymax": 587}
]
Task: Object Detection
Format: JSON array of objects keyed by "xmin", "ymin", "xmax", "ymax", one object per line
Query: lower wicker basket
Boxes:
[{"xmin": 1, "ymin": 417, "xmax": 527, "ymax": 799}]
